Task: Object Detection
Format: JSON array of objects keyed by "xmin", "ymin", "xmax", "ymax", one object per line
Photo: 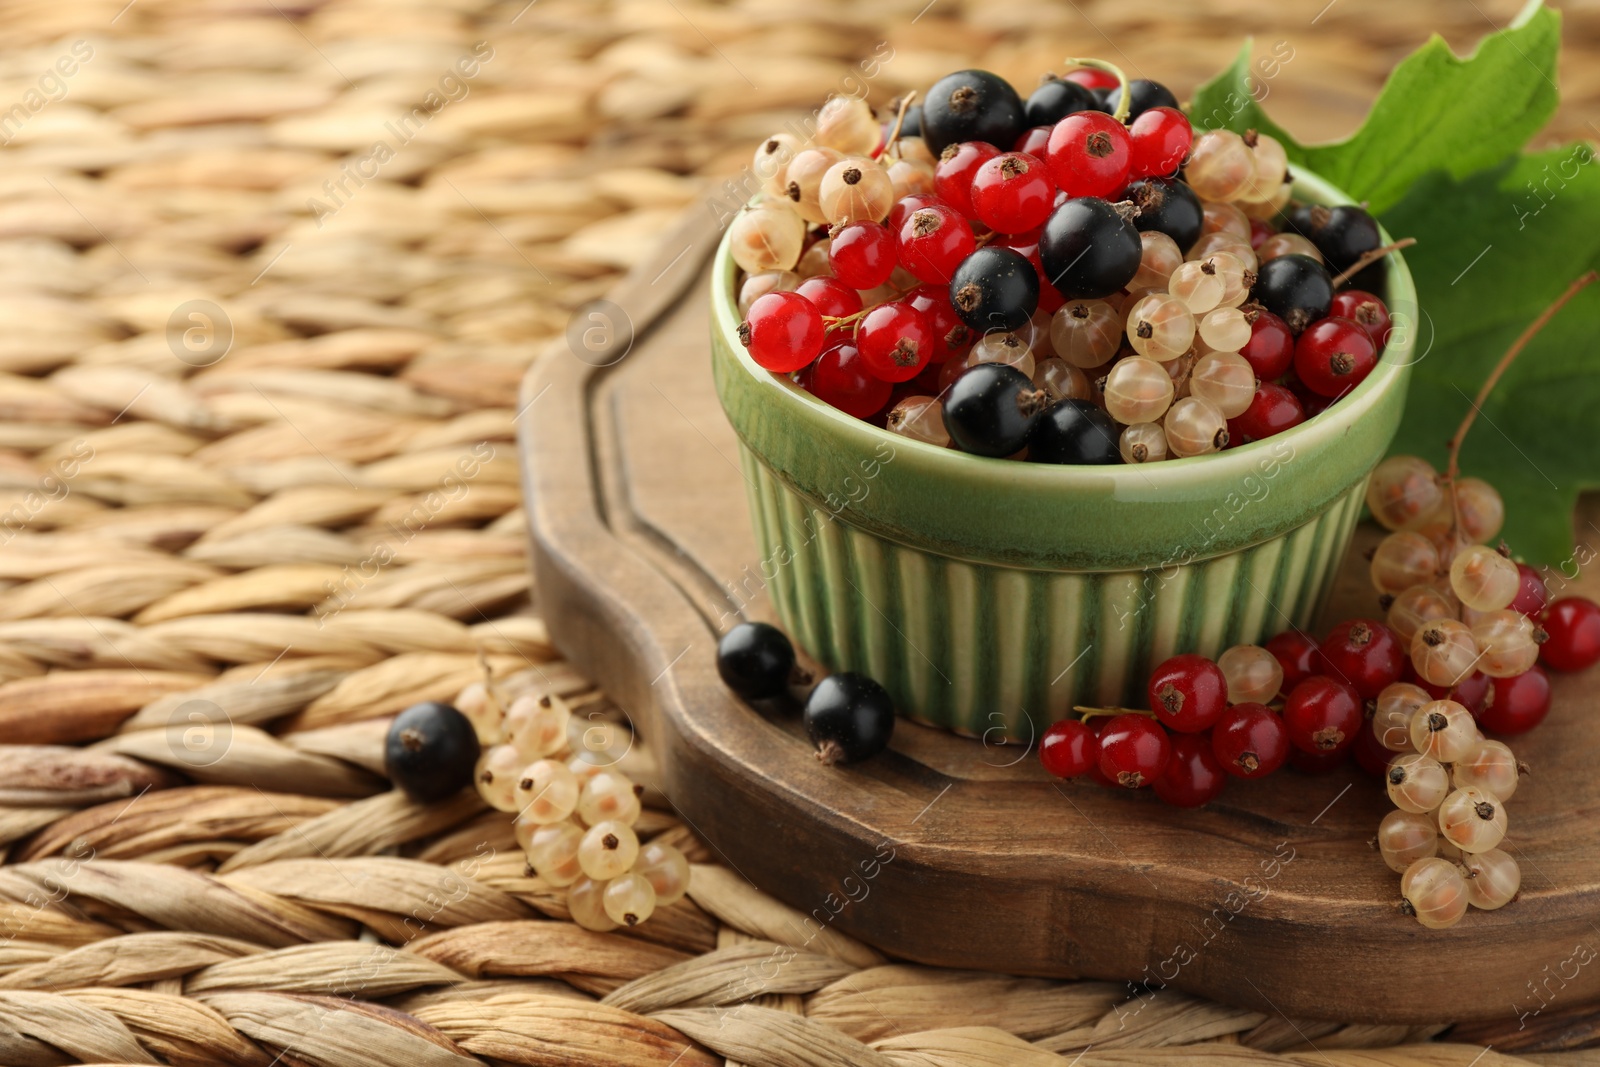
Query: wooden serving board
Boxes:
[{"xmin": 519, "ymin": 206, "xmax": 1600, "ymax": 1025}]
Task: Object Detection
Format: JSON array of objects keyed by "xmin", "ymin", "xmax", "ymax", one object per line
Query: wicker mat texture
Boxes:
[{"xmin": 0, "ymin": 0, "xmax": 1597, "ymax": 1063}]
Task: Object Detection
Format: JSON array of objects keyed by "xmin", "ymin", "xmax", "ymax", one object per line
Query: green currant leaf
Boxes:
[
  {"xmin": 1189, "ymin": 0, "xmax": 1561, "ymax": 214},
  {"xmin": 1381, "ymin": 145, "xmax": 1600, "ymax": 564}
]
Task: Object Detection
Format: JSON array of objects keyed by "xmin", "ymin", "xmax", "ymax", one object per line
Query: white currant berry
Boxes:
[
  {"xmin": 1401, "ymin": 856, "xmax": 1469, "ymax": 930},
  {"xmin": 520, "ymin": 819, "xmax": 584, "ymax": 887},
  {"xmin": 634, "ymin": 840, "xmax": 691, "ymax": 906},
  {"xmin": 1377, "ymin": 809, "xmax": 1438, "ymax": 874},
  {"xmin": 1370, "ymin": 532, "xmax": 1441, "ymax": 596},
  {"xmin": 1206, "ymin": 251, "xmax": 1256, "ymax": 308},
  {"xmin": 576, "ymin": 770, "xmax": 643, "ymax": 827},
  {"xmin": 1186, "ymin": 129, "xmax": 1255, "ymax": 202},
  {"xmin": 1454, "ymin": 477, "xmax": 1505, "ymax": 544},
  {"xmin": 1217, "ymin": 644, "xmax": 1283, "ymax": 704},
  {"xmin": 1103, "ymin": 356, "xmax": 1175, "ymax": 425},
  {"xmin": 886, "ymin": 396, "xmax": 951, "ymax": 446},
  {"xmin": 818, "ymin": 157, "xmax": 895, "ymax": 226},
  {"xmin": 753, "ymin": 133, "xmax": 802, "ymax": 198},
  {"xmin": 1257, "ymin": 232, "xmax": 1323, "ymax": 264},
  {"xmin": 1407, "ymin": 699, "xmax": 1479, "ymax": 763},
  {"xmin": 729, "ymin": 203, "xmax": 805, "ymax": 273},
  {"xmin": 455, "ymin": 682, "xmax": 503, "ymax": 745},
  {"xmin": 1130, "ymin": 231, "xmax": 1183, "ymax": 291},
  {"xmin": 814, "ymin": 95, "xmax": 881, "ymax": 155},
  {"xmin": 738, "ymin": 270, "xmax": 800, "ymax": 317},
  {"xmin": 1198, "ymin": 306, "xmax": 1252, "ymax": 352},
  {"xmin": 1051, "ymin": 299, "xmax": 1122, "ymax": 368},
  {"xmin": 1450, "ymin": 545, "xmax": 1520, "ymax": 612},
  {"xmin": 1163, "ymin": 396, "xmax": 1229, "ymax": 458},
  {"xmin": 1118, "ymin": 422, "xmax": 1168, "ymax": 464},
  {"xmin": 1034, "ymin": 358, "xmax": 1092, "ymax": 403},
  {"xmin": 568, "ymin": 874, "xmax": 618, "ymax": 931},
  {"xmin": 886, "ymin": 157, "xmax": 936, "ymax": 198},
  {"xmin": 781, "ymin": 146, "xmax": 845, "ymax": 224},
  {"xmin": 602, "ymin": 871, "xmax": 658, "ymax": 927},
  {"xmin": 1373, "ymin": 682, "xmax": 1432, "ymax": 753},
  {"xmin": 967, "ymin": 331, "xmax": 1036, "ymax": 377},
  {"xmin": 1387, "ymin": 584, "xmax": 1458, "ymax": 646},
  {"xmin": 1200, "ymin": 199, "xmax": 1251, "ymax": 239},
  {"xmin": 578, "ymin": 819, "xmax": 640, "ymax": 881},
  {"xmin": 1470, "ymin": 609, "xmax": 1542, "ymax": 678},
  {"xmin": 1126, "ymin": 293, "xmax": 1196, "ymax": 361},
  {"xmin": 1186, "ymin": 232, "xmax": 1255, "ymax": 269},
  {"xmin": 1459, "ymin": 848, "xmax": 1520, "ymax": 910},
  {"xmin": 513, "ymin": 759, "xmax": 580, "ymax": 824},
  {"xmin": 1410, "ymin": 619, "xmax": 1480, "ymax": 688},
  {"xmin": 1386, "ymin": 752, "xmax": 1450, "ymax": 814},
  {"xmin": 1167, "ymin": 259, "xmax": 1224, "ymax": 314},
  {"xmin": 474, "ymin": 744, "xmax": 523, "ymax": 813},
  {"xmin": 1437, "ymin": 787, "xmax": 1508, "ymax": 854},
  {"xmin": 1452, "ymin": 739, "xmax": 1520, "ymax": 802},
  {"xmin": 1367, "ymin": 455, "xmax": 1443, "ymax": 532},
  {"xmin": 504, "ymin": 693, "xmax": 571, "ymax": 762}
]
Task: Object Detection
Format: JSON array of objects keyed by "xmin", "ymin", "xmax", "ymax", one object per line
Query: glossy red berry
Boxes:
[
  {"xmin": 933, "ymin": 141, "xmax": 998, "ymax": 218},
  {"xmin": 1249, "ymin": 217, "xmax": 1274, "ymax": 249},
  {"xmin": 970, "ymin": 152, "xmax": 1054, "ymax": 234},
  {"xmin": 1317, "ymin": 618, "xmax": 1404, "ymax": 698},
  {"xmin": 886, "ymin": 192, "xmax": 942, "ymax": 233},
  {"xmin": 905, "ymin": 285, "xmax": 972, "ymax": 362},
  {"xmin": 1328, "ymin": 289, "xmax": 1391, "ymax": 349},
  {"xmin": 806, "ymin": 339, "xmax": 891, "ymax": 419},
  {"xmin": 1281, "ymin": 675, "xmax": 1363, "ymax": 755},
  {"xmin": 1478, "ymin": 665, "xmax": 1552, "ymax": 734},
  {"xmin": 1293, "ymin": 316, "xmax": 1377, "ymax": 399},
  {"xmin": 1265, "ymin": 630, "xmax": 1320, "ymax": 691},
  {"xmin": 1096, "ymin": 713, "xmax": 1171, "ymax": 788},
  {"xmin": 1211, "ymin": 702, "xmax": 1289, "ymax": 779},
  {"xmin": 795, "ymin": 276, "xmax": 861, "ymax": 320},
  {"xmin": 828, "ymin": 221, "xmax": 896, "ymax": 290},
  {"xmin": 1039, "ymin": 718, "xmax": 1099, "ymax": 778},
  {"xmin": 1228, "ymin": 383, "xmax": 1304, "ymax": 445},
  {"xmin": 856, "ymin": 301, "xmax": 933, "ymax": 383},
  {"xmin": 897, "ymin": 202, "xmax": 977, "ymax": 285},
  {"xmin": 1013, "ymin": 125, "xmax": 1052, "ymax": 157},
  {"xmin": 1064, "ymin": 67, "xmax": 1119, "ymax": 90},
  {"xmin": 739, "ymin": 292, "xmax": 824, "ymax": 373},
  {"xmin": 1540, "ymin": 596, "xmax": 1600, "ymax": 672},
  {"xmin": 1288, "ymin": 746, "xmax": 1350, "ymax": 774},
  {"xmin": 1045, "ymin": 112, "xmax": 1132, "ymax": 198},
  {"xmin": 1127, "ymin": 106, "xmax": 1192, "ymax": 178},
  {"xmin": 1153, "ymin": 733, "xmax": 1228, "ymax": 807},
  {"xmin": 1510, "ymin": 563, "xmax": 1549, "ymax": 617},
  {"xmin": 1351, "ymin": 719, "xmax": 1395, "ymax": 776},
  {"xmin": 1147, "ymin": 653, "xmax": 1228, "ymax": 733},
  {"xmin": 1240, "ymin": 308, "xmax": 1295, "ymax": 380}
]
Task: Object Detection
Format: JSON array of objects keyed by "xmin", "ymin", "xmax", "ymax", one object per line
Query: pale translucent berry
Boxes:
[
  {"xmin": 1186, "ymin": 232, "xmax": 1255, "ymax": 269},
  {"xmin": 1119, "ymin": 422, "xmax": 1168, "ymax": 464},
  {"xmin": 1470, "ymin": 609, "xmax": 1542, "ymax": 678},
  {"xmin": 1374, "ymin": 682, "xmax": 1432, "ymax": 752},
  {"xmin": 1167, "ymin": 259, "xmax": 1224, "ymax": 314},
  {"xmin": 576, "ymin": 770, "xmax": 642, "ymax": 827},
  {"xmin": 504, "ymin": 693, "xmax": 570, "ymax": 761},
  {"xmin": 1130, "ymin": 231, "xmax": 1183, "ymax": 291},
  {"xmin": 1103, "ymin": 356, "xmax": 1175, "ymax": 424},
  {"xmin": 475, "ymin": 744, "xmax": 523, "ymax": 813},
  {"xmin": 1459, "ymin": 848, "xmax": 1520, "ymax": 909},
  {"xmin": 1438, "ymin": 787, "xmax": 1507, "ymax": 854},
  {"xmin": 729, "ymin": 203, "xmax": 805, "ymax": 273},
  {"xmin": 1200, "ymin": 200, "xmax": 1251, "ymax": 239},
  {"xmin": 567, "ymin": 755, "xmax": 609, "ymax": 785},
  {"xmin": 782, "ymin": 146, "xmax": 845, "ymax": 224},
  {"xmin": 1388, "ymin": 584, "xmax": 1458, "ymax": 645},
  {"xmin": 815, "ymin": 95, "xmax": 881, "ymax": 155},
  {"xmin": 754, "ymin": 133, "xmax": 803, "ymax": 199},
  {"xmin": 1386, "ymin": 752, "xmax": 1450, "ymax": 814},
  {"xmin": 738, "ymin": 270, "xmax": 800, "ymax": 317},
  {"xmin": 602, "ymin": 871, "xmax": 658, "ymax": 926},
  {"xmin": 568, "ymin": 875, "xmax": 618, "ymax": 931},
  {"xmin": 1453, "ymin": 739, "xmax": 1520, "ymax": 801},
  {"xmin": 1034, "ymin": 358, "xmax": 1092, "ymax": 403},
  {"xmin": 796, "ymin": 237, "xmax": 832, "ymax": 278},
  {"xmin": 1185, "ymin": 129, "xmax": 1255, "ymax": 202},
  {"xmin": 511, "ymin": 759, "xmax": 577, "ymax": 823},
  {"xmin": 1245, "ymin": 133, "xmax": 1289, "ymax": 198},
  {"xmin": 1407, "ymin": 699, "xmax": 1478, "ymax": 763},
  {"xmin": 886, "ymin": 158, "xmax": 936, "ymax": 199},
  {"xmin": 1237, "ymin": 182, "xmax": 1292, "ymax": 221},
  {"xmin": 1411, "ymin": 619, "xmax": 1480, "ymax": 688},
  {"xmin": 967, "ymin": 331, "xmax": 1036, "ymax": 377},
  {"xmin": 819, "ymin": 158, "xmax": 896, "ymax": 226},
  {"xmin": 635, "ymin": 840, "xmax": 692, "ymax": 906},
  {"xmin": 1450, "ymin": 545, "xmax": 1520, "ymax": 612},
  {"xmin": 1198, "ymin": 307, "xmax": 1252, "ymax": 352},
  {"xmin": 578, "ymin": 819, "xmax": 640, "ymax": 880},
  {"xmin": 1366, "ymin": 455, "xmax": 1443, "ymax": 532},
  {"xmin": 1217, "ymin": 644, "xmax": 1283, "ymax": 703},
  {"xmin": 520, "ymin": 820, "xmax": 584, "ymax": 886},
  {"xmin": 1206, "ymin": 251, "xmax": 1256, "ymax": 308},
  {"xmin": 1454, "ymin": 477, "xmax": 1505, "ymax": 544},
  {"xmin": 1164, "ymin": 396, "xmax": 1229, "ymax": 458},
  {"xmin": 455, "ymin": 681, "xmax": 503, "ymax": 745},
  {"xmin": 1378, "ymin": 809, "xmax": 1438, "ymax": 874},
  {"xmin": 1370, "ymin": 532, "xmax": 1441, "ymax": 596},
  {"xmin": 1126, "ymin": 293, "xmax": 1195, "ymax": 361},
  {"xmin": 886, "ymin": 396, "xmax": 951, "ymax": 446},
  {"xmin": 1257, "ymin": 232, "xmax": 1322, "ymax": 264},
  {"xmin": 1401, "ymin": 856, "xmax": 1469, "ymax": 929},
  {"xmin": 896, "ymin": 136, "xmax": 937, "ymax": 169},
  {"xmin": 1051, "ymin": 299, "xmax": 1122, "ymax": 368}
]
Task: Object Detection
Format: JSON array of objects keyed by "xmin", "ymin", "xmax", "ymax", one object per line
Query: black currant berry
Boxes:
[
  {"xmin": 385, "ymin": 701, "xmax": 480, "ymax": 804},
  {"xmin": 1105, "ymin": 78, "xmax": 1179, "ymax": 121},
  {"xmin": 1029, "ymin": 399, "xmax": 1121, "ymax": 465},
  {"xmin": 716, "ymin": 621, "xmax": 796, "ymax": 701},
  {"xmin": 804, "ymin": 672, "xmax": 895, "ymax": 765},
  {"xmin": 890, "ymin": 98, "xmax": 923, "ymax": 137},
  {"xmin": 943, "ymin": 362, "xmax": 1048, "ymax": 457},
  {"xmin": 1025, "ymin": 75, "xmax": 1096, "ymax": 126},
  {"xmin": 1122, "ymin": 177, "xmax": 1203, "ymax": 253},
  {"xmin": 1090, "ymin": 86, "xmax": 1115, "ymax": 113},
  {"xmin": 1252, "ymin": 254, "xmax": 1335, "ymax": 334},
  {"xmin": 921, "ymin": 69, "xmax": 1025, "ymax": 154},
  {"xmin": 1039, "ymin": 197, "xmax": 1142, "ymax": 299},
  {"xmin": 948, "ymin": 247, "xmax": 1039, "ymax": 333},
  {"xmin": 1287, "ymin": 202, "xmax": 1382, "ymax": 272}
]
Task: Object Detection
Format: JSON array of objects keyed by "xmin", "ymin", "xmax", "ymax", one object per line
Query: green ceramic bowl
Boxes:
[{"xmin": 712, "ymin": 171, "xmax": 1417, "ymax": 741}]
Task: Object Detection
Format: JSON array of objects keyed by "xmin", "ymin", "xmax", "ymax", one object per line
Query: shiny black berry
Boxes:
[
  {"xmin": 804, "ymin": 672, "xmax": 895, "ymax": 765},
  {"xmin": 1039, "ymin": 196, "xmax": 1142, "ymax": 299},
  {"xmin": 385, "ymin": 701, "xmax": 480, "ymax": 803},
  {"xmin": 716, "ymin": 621, "xmax": 796, "ymax": 701},
  {"xmin": 1123, "ymin": 177, "xmax": 1203, "ymax": 253},
  {"xmin": 889, "ymin": 98, "xmax": 923, "ymax": 137},
  {"xmin": 949, "ymin": 247, "xmax": 1039, "ymax": 333},
  {"xmin": 1287, "ymin": 202, "xmax": 1382, "ymax": 272},
  {"xmin": 1252, "ymin": 254, "xmax": 1335, "ymax": 334},
  {"xmin": 1029, "ymin": 399, "xmax": 1121, "ymax": 465},
  {"xmin": 921, "ymin": 69, "xmax": 1025, "ymax": 154},
  {"xmin": 1106, "ymin": 78, "xmax": 1179, "ymax": 121},
  {"xmin": 943, "ymin": 363, "xmax": 1048, "ymax": 457},
  {"xmin": 1025, "ymin": 76, "xmax": 1096, "ymax": 126}
]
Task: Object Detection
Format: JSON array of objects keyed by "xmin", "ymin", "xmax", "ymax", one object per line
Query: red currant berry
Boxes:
[
  {"xmin": 1211, "ymin": 702, "xmax": 1289, "ymax": 779},
  {"xmin": 856, "ymin": 300, "xmax": 933, "ymax": 383},
  {"xmin": 1153, "ymin": 733, "xmax": 1228, "ymax": 807},
  {"xmin": 1240, "ymin": 308, "xmax": 1295, "ymax": 380},
  {"xmin": 1293, "ymin": 316, "xmax": 1377, "ymax": 399},
  {"xmin": 1328, "ymin": 289, "xmax": 1391, "ymax": 349},
  {"xmin": 1228, "ymin": 383, "xmax": 1304, "ymax": 445},
  {"xmin": 828, "ymin": 221, "xmax": 896, "ymax": 291},
  {"xmin": 1288, "ymin": 746, "xmax": 1350, "ymax": 774},
  {"xmin": 1249, "ymin": 217, "xmax": 1274, "ymax": 249},
  {"xmin": 1317, "ymin": 618, "xmax": 1404, "ymax": 698},
  {"xmin": 989, "ymin": 228, "xmax": 1061, "ymax": 313},
  {"xmin": 1045, "ymin": 112, "xmax": 1132, "ymax": 198},
  {"xmin": 1127, "ymin": 106, "xmax": 1192, "ymax": 179},
  {"xmin": 1147, "ymin": 653, "xmax": 1228, "ymax": 733},
  {"xmin": 1541, "ymin": 596, "xmax": 1600, "ymax": 672},
  {"xmin": 1265, "ymin": 630, "xmax": 1320, "ymax": 691},
  {"xmin": 1281, "ymin": 675, "xmax": 1363, "ymax": 755},
  {"xmin": 1096, "ymin": 713, "xmax": 1171, "ymax": 788},
  {"xmin": 1014, "ymin": 125, "xmax": 1052, "ymax": 156},
  {"xmin": 897, "ymin": 203, "xmax": 977, "ymax": 285},
  {"xmin": 1402, "ymin": 664, "xmax": 1490, "ymax": 714},
  {"xmin": 1510, "ymin": 563, "xmax": 1549, "ymax": 617},
  {"xmin": 1478, "ymin": 665, "xmax": 1551, "ymax": 734},
  {"xmin": 806, "ymin": 339, "xmax": 891, "ymax": 419},
  {"xmin": 1351, "ymin": 719, "xmax": 1395, "ymax": 776},
  {"xmin": 887, "ymin": 192, "xmax": 942, "ymax": 233},
  {"xmin": 739, "ymin": 292, "xmax": 824, "ymax": 373},
  {"xmin": 934, "ymin": 141, "xmax": 998, "ymax": 218},
  {"xmin": 795, "ymin": 276, "xmax": 861, "ymax": 320},
  {"xmin": 1064, "ymin": 67, "xmax": 1119, "ymax": 90},
  {"xmin": 905, "ymin": 285, "xmax": 973, "ymax": 362},
  {"xmin": 1039, "ymin": 718, "xmax": 1099, "ymax": 778},
  {"xmin": 970, "ymin": 152, "xmax": 1054, "ymax": 234},
  {"xmin": 1288, "ymin": 376, "xmax": 1335, "ymax": 418}
]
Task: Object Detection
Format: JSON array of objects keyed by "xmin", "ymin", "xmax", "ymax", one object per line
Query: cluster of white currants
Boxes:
[{"xmin": 455, "ymin": 680, "xmax": 690, "ymax": 932}]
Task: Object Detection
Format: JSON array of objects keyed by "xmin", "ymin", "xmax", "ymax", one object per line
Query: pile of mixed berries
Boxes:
[{"xmin": 734, "ymin": 63, "xmax": 1397, "ymax": 463}]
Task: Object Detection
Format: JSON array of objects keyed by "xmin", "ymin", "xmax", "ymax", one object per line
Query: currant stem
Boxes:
[
  {"xmin": 1072, "ymin": 705, "xmax": 1156, "ymax": 720},
  {"xmin": 883, "ymin": 91, "xmax": 917, "ymax": 159},
  {"xmin": 1062, "ymin": 57, "xmax": 1131, "ymax": 124},
  {"xmin": 1329, "ymin": 238, "xmax": 1417, "ymax": 289}
]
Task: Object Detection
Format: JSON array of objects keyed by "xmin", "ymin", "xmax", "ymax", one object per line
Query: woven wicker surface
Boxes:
[{"xmin": 1, "ymin": 0, "xmax": 1598, "ymax": 1063}]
